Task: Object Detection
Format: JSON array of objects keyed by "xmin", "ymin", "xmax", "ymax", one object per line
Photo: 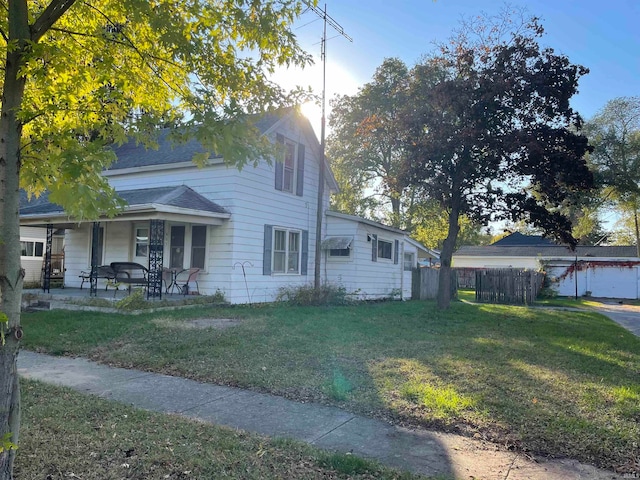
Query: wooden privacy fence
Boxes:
[
  {"xmin": 454, "ymin": 267, "xmax": 478, "ymax": 289},
  {"xmin": 475, "ymin": 269, "xmax": 544, "ymax": 305},
  {"xmin": 412, "ymin": 268, "xmax": 457, "ymax": 300}
]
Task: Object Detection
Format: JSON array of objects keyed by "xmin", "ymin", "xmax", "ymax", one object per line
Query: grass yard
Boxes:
[
  {"xmin": 16, "ymin": 380, "xmax": 424, "ymax": 479},
  {"xmin": 21, "ymin": 299, "xmax": 640, "ymax": 472}
]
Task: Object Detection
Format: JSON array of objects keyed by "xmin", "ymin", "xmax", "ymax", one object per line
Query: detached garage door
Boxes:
[{"xmin": 587, "ymin": 266, "xmax": 639, "ymax": 299}]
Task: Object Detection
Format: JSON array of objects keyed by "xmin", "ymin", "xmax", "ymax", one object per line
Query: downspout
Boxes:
[{"xmin": 399, "ymin": 241, "xmax": 404, "ymax": 300}]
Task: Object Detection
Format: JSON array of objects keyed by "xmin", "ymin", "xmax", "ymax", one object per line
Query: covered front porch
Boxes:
[{"xmin": 20, "ymin": 186, "xmax": 231, "ymax": 299}]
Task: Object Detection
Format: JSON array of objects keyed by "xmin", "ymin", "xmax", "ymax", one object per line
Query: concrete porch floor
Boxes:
[{"xmin": 22, "ymin": 286, "xmax": 195, "ymax": 304}]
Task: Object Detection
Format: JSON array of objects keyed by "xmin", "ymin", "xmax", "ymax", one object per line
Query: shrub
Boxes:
[
  {"xmin": 115, "ymin": 289, "xmax": 148, "ymax": 311},
  {"xmin": 276, "ymin": 283, "xmax": 349, "ymax": 306}
]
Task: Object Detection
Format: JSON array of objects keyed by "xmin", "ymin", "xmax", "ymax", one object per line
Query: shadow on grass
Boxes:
[{"xmin": 374, "ymin": 301, "xmax": 640, "ymax": 471}]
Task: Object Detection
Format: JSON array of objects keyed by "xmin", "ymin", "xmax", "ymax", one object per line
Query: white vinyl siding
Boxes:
[
  {"xmin": 63, "ymin": 113, "xmax": 323, "ymax": 301},
  {"xmin": 324, "ymin": 213, "xmax": 418, "ymax": 300}
]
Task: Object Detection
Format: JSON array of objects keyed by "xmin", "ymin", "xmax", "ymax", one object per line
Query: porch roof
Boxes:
[{"xmin": 20, "ymin": 185, "xmax": 231, "ymax": 227}]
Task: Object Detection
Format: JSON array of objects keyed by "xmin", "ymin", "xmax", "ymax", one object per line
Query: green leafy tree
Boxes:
[
  {"xmin": 609, "ymin": 211, "xmax": 638, "ymax": 245},
  {"xmin": 584, "ymin": 97, "xmax": 640, "ymax": 253},
  {"xmin": 327, "ymin": 58, "xmax": 416, "ymax": 229},
  {"xmin": 0, "ymin": 1, "xmax": 311, "ymax": 477},
  {"xmin": 411, "ymin": 200, "xmax": 490, "ymax": 250},
  {"xmin": 403, "ymin": 15, "xmax": 593, "ymax": 309}
]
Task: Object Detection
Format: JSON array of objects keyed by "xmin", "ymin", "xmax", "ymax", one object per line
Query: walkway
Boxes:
[{"xmin": 18, "ymin": 351, "xmax": 621, "ymax": 480}]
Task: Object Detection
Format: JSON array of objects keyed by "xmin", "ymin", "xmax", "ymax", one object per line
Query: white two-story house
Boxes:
[{"xmin": 20, "ymin": 109, "xmax": 429, "ymax": 303}]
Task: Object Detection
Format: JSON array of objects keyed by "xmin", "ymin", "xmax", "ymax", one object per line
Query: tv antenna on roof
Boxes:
[{"xmin": 304, "ymin": 2, "xmax": 352, "ymax": 289}]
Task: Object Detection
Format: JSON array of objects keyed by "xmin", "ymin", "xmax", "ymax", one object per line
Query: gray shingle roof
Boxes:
[
  {"xmin": 20, "ymin": 186, "xmax": 228, "ymax": 216},
  {"xmin": 492, "ymin": 232, "xmax": 556, "ymax": 246},
  {"xmin": 109, "ymin": 108, "xmax": 289, "ymax": 171},
  {"xmin": 110, "ymin": 131, "xmax": 212, "ymax": 170},
  {"xmin": 20, "ymin": 191, "xmax": 59, "ymax": 215},
  {"xmin": 119, "ymin": 185, "xmax": 228, "ymax": 214},
  {"xmin": 455, "ymin": 245, "xmax": 638, "ymax": 257}
]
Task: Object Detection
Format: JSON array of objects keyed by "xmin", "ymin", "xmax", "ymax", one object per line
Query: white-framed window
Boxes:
[
  {"xmin": 377, "ymin": 239, "xmax": 393, "ymax": 260},
  {"xmin": 273, "ymin": 227, "xmax": 301, "ymax": 274},
  {"xmin": 20, "ymin": 240, "xmax": 44, "ymax": 257},
  {"xmin": 275, "ymin": 133, "xmax": 305, "ymax": 196},
  {"xmin": 135, "ymin": 226, "xmax": 149, "ymax": 257},
  {"xmin": 282, "ymin": 142, "xmax": 296, "ymax": 193},
  {"xmin": 404, "ymin": 252, "xmax": 415, "ymax": 271}
]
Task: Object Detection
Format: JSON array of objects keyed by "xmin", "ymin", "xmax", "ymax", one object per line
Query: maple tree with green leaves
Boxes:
[{"xmin": 0, "ymin": 1, "xmax": 312, "ymax": 477}]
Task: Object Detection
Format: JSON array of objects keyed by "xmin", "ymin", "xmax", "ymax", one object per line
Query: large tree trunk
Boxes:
[
  {"xmin": 437, "ymin": 206, "xmax": 460, "ymax": 309},
  {"xmin": 0, "ymin": 2, "xmax": 29, "ymax": 478},
  {"xmin": 390, "ymin": 196, "xmax": 401, "ymax": 228}
]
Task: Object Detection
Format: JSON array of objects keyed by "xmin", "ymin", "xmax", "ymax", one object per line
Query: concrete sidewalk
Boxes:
[{"xmin": 18, "ymin": 351, "xmax": 621, "ymax": 480}]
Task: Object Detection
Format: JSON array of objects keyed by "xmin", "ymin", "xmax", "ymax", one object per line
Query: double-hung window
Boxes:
[
  {"xmin": 377, "ymin": 239, "xmax": 393, "ymax": 260},
  {"xmin": 282, "ymin": 142, "xmax": 296, "ymax": 193},
  {"xmin": 264, "ymin": 225, "xmax": 308, "ymax": 276},
  {"xmin": 275, "ymin": 133, "xmax": 305, "ymax": 196},
  {"xmin": 273, "ymin": 228, "xmax": 300, "ymax": 274}
]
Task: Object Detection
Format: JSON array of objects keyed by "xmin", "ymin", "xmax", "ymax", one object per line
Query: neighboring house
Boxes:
[
  {"xmin": 19, "ymin": 109, "xmax": 427, "ymax": 303},
  {"xmin": 323, "ymin": 211, "xmax": 432, "ymax": 300},
  {"xmin": 453, "ymin": 233, "xmax": 640, "ymax": 299}
]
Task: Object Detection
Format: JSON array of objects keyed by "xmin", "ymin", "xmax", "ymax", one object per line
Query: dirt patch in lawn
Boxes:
[
  {"xmin": 152, "ymin": 317, "xmax": 243, "ymax": 330},
  {"xmin": 187, "ymin": 318, "xmax": 243, "ymax": 329}
]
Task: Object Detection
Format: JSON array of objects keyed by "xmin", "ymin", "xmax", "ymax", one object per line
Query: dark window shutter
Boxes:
[
  {"xmin": 371, "ymin": 234, "xmax": 378, "ymax": 262},
  {"xmin": 275, "ymin": 134, "xmax": 284, "ymax": 191},
  {"xmin": 263, "ymin": 225, "xmax": 273, "ymax": 275},
  {"xmin": 301, "ymin": 229, "xmax": 309, "ymax": 275},
  {"xmin": 296, "ymin": 144, "xmax": 305, "ymax": 196},
  {"xmin": 394, "ymin": 239, "xmax": 399, "ymax": 264}
]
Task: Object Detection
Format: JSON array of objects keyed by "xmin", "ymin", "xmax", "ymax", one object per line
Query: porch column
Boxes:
[
  {"xmin": 42, "ymin": 223, "xmax": 54, "ymax": 292},
  {"xmin": 147, "ymin": 219, "xmax": 165, "ymax": 299},
  {"xmin": 90, "ymin": 222, "xmax": 100, "ymax": 296}
]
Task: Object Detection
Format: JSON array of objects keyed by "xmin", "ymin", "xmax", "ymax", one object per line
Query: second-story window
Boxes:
[
  {"xmin": 275, "ymin": 133, "xmax": 305, "ymax": 196},
  {"xmin": 283, "ymin": 142, "xmax": 296, "ymax": 193}
]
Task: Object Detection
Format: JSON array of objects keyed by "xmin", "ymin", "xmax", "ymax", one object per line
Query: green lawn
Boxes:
[
  {"xmin": 17, "ymin": 380, "xmax": 425, "ymax": 479},
  {"xmin": 21, "ymin": 299, "xmax": 640, "ymax": 471}
]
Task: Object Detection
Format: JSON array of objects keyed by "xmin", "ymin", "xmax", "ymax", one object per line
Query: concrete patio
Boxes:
[{"xmin": 22, "ymin": 286, "xmax": 201, "ymax": 310}]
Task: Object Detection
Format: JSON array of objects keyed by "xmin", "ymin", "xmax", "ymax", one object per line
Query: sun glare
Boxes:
[{"xmin": 271, "ymin": 59, "xmax": 361, "ymax": 137}]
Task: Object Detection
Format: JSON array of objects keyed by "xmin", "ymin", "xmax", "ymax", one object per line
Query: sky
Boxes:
[{"xmin": 273, "ymin": 0, "xmax": 640, "ymax": 136}]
